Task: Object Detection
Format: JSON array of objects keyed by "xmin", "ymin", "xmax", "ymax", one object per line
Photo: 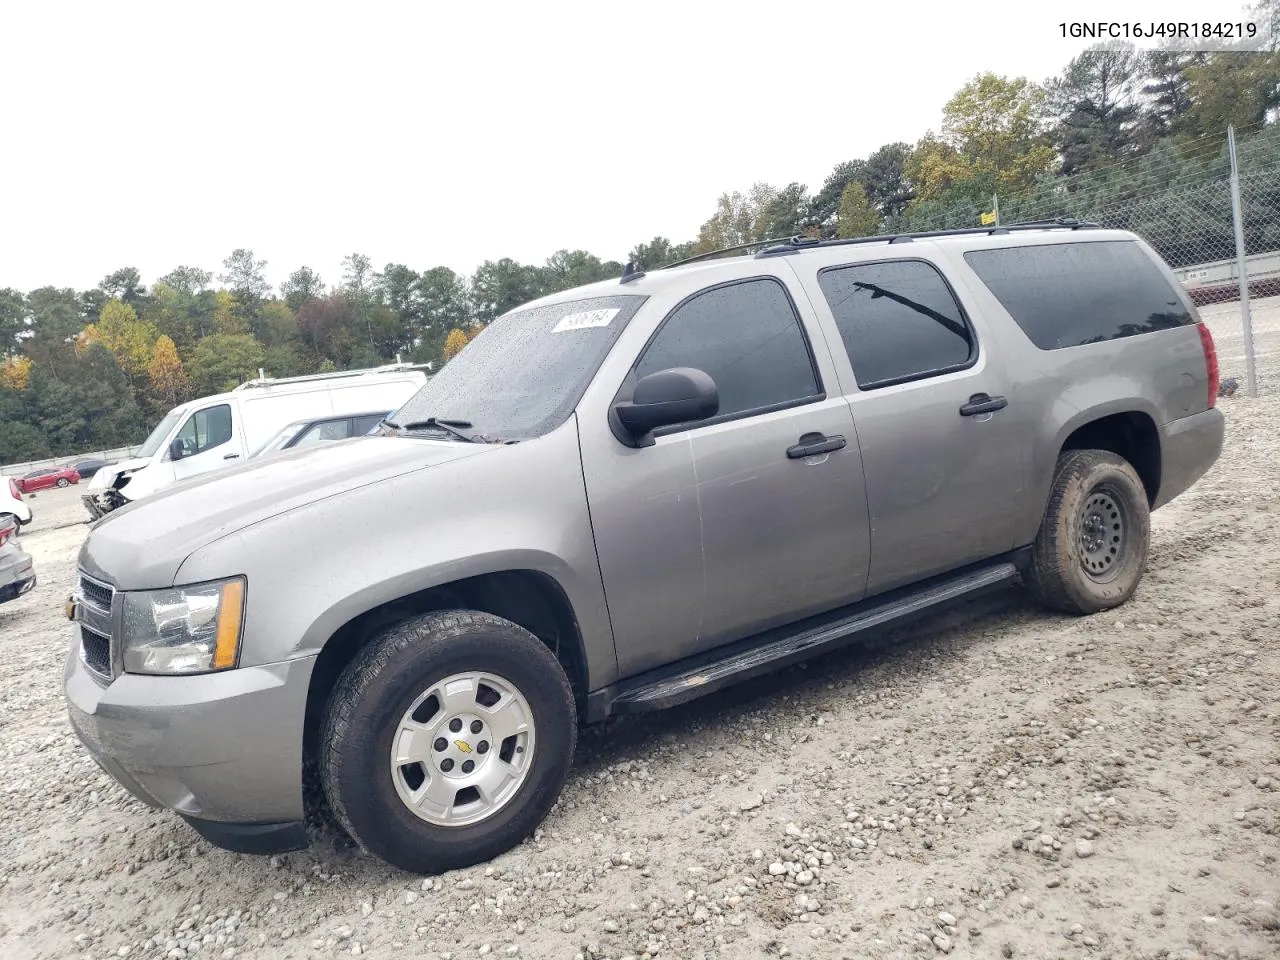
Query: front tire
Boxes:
[
  {"xmin": 1027, "ymin": 449, "xmax": 1150, "ymax": 614},
  {"xmin": 56, "ymin": 478, "xmax": 69, "ymax": 488},
  {"xmin": 320, "ymin": 610, "xmax": 577, "ymax": 874}
]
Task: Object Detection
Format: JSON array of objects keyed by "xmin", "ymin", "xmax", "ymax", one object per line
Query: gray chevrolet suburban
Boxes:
[{"xmin": 64, "ymin": 222, "xmax": 1225, "ymax": 875}]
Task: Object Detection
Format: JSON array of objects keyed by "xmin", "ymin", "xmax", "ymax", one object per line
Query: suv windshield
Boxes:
[
  {"xmin": 135, "ymin": 408, "xmax": 186, "ymax": 459},
  {"xmin": 391, "ymin": 294, "xmax": 646, "ymax": 441}
]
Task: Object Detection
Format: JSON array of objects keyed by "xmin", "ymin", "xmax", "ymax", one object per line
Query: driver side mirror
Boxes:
[
  {"xmin": 169, "ymin": 437, "xmax": 185, "ymax": 461},
  {"xmin": 613, "ymin": 367, "xmax": 719, "ymax": 446}
]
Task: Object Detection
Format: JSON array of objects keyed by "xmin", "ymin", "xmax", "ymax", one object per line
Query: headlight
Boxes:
[{"xmin": 121, "ymin": 577, "xmax": 246, "ymax": 675}]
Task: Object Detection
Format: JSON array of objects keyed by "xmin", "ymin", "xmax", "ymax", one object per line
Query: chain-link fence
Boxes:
[{"xmin": 905, "ymin": 124, "xmax": 1280, "ymax": 397}]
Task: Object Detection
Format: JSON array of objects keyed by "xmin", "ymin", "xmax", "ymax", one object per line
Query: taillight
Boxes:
[
  {"xmin": 9, "ymin": 479, "xmax": 21, "ymax": 500},
  {"xmin": 1197, "ymin": 322, "xmax": 1219, "ymax": 409}
]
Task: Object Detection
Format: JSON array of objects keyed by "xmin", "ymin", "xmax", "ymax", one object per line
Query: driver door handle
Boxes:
[
  {"xmin": 224, "ymin": 454, "xmax": 240, "ymax": 460},
  {"xmin": 787, "ymin": 433, "xmax": 846, "ymax": 459},
  {"xmin": 959, "ymin": 393, "xmax": 1008, "ymax": 417}
]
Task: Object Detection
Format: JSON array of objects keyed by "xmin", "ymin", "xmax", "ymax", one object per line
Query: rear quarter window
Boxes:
[{"xmin": 963, "ymin": 240, "xmax": 1192, "ymax": 350}]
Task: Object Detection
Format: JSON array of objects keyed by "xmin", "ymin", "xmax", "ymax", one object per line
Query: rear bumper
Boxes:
[
  {"xmin": 0, "ymin": 549, "xmax": 35, "ymax": 604},
  {"xmin": 1154, "ymin": 406, "xmax": 1226, "ymax": 509},
  {"xmin": 0, "ymin": 573, "xmax": 35, "ymax": 604},
  {"xmin": 1, "ymin": 502, "xmax": 32, "ymax": 524},
  {"xmin": 63, "ymin": 636, "xmax": 317, "ymax": 854}
]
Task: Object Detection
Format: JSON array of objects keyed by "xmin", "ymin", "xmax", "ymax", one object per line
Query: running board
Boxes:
[{"xmin": 605, "ymin": 560, "xmax": 1021, "ymax": 716}]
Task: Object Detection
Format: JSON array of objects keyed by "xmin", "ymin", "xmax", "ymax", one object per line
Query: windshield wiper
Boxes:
[{"xmin": 382, "ymin": 417, "xmax": 481, "ymax": 443}]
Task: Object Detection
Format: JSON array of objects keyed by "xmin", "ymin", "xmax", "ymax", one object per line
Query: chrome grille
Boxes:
[
  {"xmin": 76, "ymin": 571, "xmax": 115, "ymax": 682},
  {"xmin": 79, "ymin": 573, "xmax": 114, "ymax": 614},
  {"xmin": 80, "ymin": 626, "xmax": 112, "ymax": 677}
]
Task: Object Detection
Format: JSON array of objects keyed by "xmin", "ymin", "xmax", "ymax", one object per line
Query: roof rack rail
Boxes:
[
  {"xmin": 752, "ymin": 217, "xmax": 1100, "ymax": 259},
  {"xmin": 661, "ymin": 235, "xmax": 815, "ymax": 269},
  {"xmin": 232, "ymin": 361, "xmax": 431, "ymax": 391}
]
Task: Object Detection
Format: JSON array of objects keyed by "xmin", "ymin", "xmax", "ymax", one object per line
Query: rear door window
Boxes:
[
  {"xmin": 816, "ymin": 259, "xmax": 975, "ymax": 389},
  {"xmin": 963, "ymin": 240, "xmax": 1193, "ymax": 350}
]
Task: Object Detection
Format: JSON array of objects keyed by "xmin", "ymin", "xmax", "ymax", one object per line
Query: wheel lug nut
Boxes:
[
  {"xmin": 434, "ymin": 737, "xmax": 448, "ymax": 751},
  {"xmin": 477, "ymin": 741, "xmax": 490, "ymax": 754},
  {"xmin": 461, "ymin": 759, "xmax": 475, "ymax": 774},
  {"xmin": 470, "ymin": 720, "xmax": 483, "ymax": 734},
  {"xmin": 441, "ymin": 758, "xmax": 454, "ymax": 772},
  {"xmin": 449, "ymin": 718, "xmax": 463, "ymax": 733}
]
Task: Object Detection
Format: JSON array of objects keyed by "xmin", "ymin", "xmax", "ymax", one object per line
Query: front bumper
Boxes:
[
  {"xmin": 1154, "ymin": 406, "xmax": 1226, "ymax": 509},
  {"xmin": 82, "ymin": 490, "xmax": 127, "ymax": 521},
  {"xmin": 63, "ymin": 635, "xmax": 318, "ymax": 854}
]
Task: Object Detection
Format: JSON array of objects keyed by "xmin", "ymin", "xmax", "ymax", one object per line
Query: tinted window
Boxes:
[
  {"xmin": 175, "ymin": 404, "xmax": 232, "ymax": 456},
  {"xmin": 817, "ymin": 259, "xmax": 973, "ymax": 389},
  {"xmin": 353, "ymin": 414, "xmax": 386, "ymax": 435},
  {"xmin": 294, "ymin": 419, "xmax": 351, "ymax": 447},
  {"xmin": 393, "ymin": 295, "xmax": 645, "ymax": 441},
  {"xmin": 964, "ymin": 240, "xmax": 1192, "ymax": 350},
  {"xmin": 634, "ymin": 278, "xmax": 820, "ymax": 421}
]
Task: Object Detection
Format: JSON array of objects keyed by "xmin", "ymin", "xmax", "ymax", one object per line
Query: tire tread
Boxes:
[
  {"xmin": 318, "ymin": 610, "xmax": 575, "ymax": 871},
  {"xmin": 1027, "ymin": 449, "xmax": 1149, "ymax": 615}
]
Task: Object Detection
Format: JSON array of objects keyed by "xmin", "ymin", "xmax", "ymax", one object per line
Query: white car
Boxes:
[{"xmin": 0, "ymin": 476, "xmax": 34, "ymax": 532}]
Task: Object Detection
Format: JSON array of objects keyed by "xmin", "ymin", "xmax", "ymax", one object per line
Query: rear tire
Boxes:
[
  {"xmin": 320, "ymin": 610, "xmax": 577, "ymax": 874},
  {"xmin": 1027, "ymin": 449, "xmax": 1150, "ymax": 614}
]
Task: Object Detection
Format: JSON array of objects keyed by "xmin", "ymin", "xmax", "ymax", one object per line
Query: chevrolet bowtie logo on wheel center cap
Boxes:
[{"xmin": 454, "ymin": 740, "xmax": 473, "ymax": 754}]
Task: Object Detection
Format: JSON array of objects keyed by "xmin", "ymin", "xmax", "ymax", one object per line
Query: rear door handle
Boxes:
[
  {"xmin": 959, "ymin": 393, "xmax": 1008, "ymax": 417},
  {"xmin": 224, "ymin": 454, "xmax": 240, "ymax": 460},
  {"xmin": 787, "ymin": 433, "xmax": 847, "ymax": 459}
]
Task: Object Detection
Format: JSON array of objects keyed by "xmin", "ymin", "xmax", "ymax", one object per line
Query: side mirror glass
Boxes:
[{"xmin": 613, "ymin": 367, "xmax": 719, "ymax": 445}]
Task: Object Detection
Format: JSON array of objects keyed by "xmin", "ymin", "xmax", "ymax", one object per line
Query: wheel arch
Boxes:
[
  {"xmin": 1056, "ymin": 408, "xmax": 1161, "ymax": 506},
  {"xmin": 1018, "ymin": 401, "xmax": 1163, "ymax": 549},
  {"xmin": 301, "ymin": 568, "xmax": 590, "ymax": 783}
]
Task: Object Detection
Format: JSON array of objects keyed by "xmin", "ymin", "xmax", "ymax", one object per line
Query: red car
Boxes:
[{"xmin": 17, "ymin": 466, "xmax": 81, "ymax": 493}]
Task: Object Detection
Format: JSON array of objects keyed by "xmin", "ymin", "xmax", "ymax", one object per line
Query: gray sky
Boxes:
[{"xmin": 2, "ymin": 0, "xmax": 1249, "ymax": 294}]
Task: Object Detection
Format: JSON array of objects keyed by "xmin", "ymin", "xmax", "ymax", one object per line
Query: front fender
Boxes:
[{"xmin": 174, "ymin": 417, "xmax": 619, "ymax": 691}]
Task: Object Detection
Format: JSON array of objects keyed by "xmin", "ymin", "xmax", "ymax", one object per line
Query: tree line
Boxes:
[{"xmin": 3, "ymin": 25, "xmax": 1279, "ymax": 462}]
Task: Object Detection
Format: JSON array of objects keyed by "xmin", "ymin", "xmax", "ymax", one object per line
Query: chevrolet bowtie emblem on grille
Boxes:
[
  {"xmin": 454, "ymin": 740, "xmax": 473, "ymax": 754},
  {"xmin": 65, "ymin": 595, "xmax": 78, "ymax": 621}
]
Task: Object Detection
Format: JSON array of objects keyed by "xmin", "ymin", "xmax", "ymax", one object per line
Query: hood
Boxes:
[
  {"xmin": 87, "ymin": 457, "xmax": 151, "ymax": 490},
  {"xmin": 79, "ymin": 436, "xmax": 498, "ymax": 589}
]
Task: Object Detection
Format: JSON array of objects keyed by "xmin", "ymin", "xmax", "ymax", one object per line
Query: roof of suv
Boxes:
[{"xmin": 515, "ymin": 221, "xmax": 1142, "ymax": 313}]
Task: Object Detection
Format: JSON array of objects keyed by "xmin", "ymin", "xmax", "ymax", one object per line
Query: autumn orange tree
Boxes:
[
  {"xmin": 442, "ymin": 328, "xmax": 470, "ymax": 361},
  {"xmin": 147, "ymin": 336, "xmax": 191, "ymax": 409}
]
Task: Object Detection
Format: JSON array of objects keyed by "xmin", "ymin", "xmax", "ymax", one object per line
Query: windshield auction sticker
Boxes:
[{"xmin": 552, "ymin": 308, "xmax": 620, "ymax": 333}]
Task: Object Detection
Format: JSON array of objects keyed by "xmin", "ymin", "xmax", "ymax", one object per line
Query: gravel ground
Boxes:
[{"xmin": 2, "ymin": 303, "xmax": 1278, "ymax": 960}]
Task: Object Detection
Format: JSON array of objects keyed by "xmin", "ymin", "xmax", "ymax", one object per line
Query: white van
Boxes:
[{"xmin": 82, "ymin": 363, "xmax": 429, "ymax": 519}]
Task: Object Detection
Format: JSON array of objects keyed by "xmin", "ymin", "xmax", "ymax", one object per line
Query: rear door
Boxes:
[{"xmin": 793, "ymin": 250, "xmax": 1028, "ymax": 595}]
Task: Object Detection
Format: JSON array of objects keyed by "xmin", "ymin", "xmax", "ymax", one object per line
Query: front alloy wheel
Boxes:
[
  {"xmin": 321, "ymin": 610, "xmax": 577, "ymax": 874},
  {"xmin": 390, "ymin": 671, "xmax": 536, "ymax": 827}
]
